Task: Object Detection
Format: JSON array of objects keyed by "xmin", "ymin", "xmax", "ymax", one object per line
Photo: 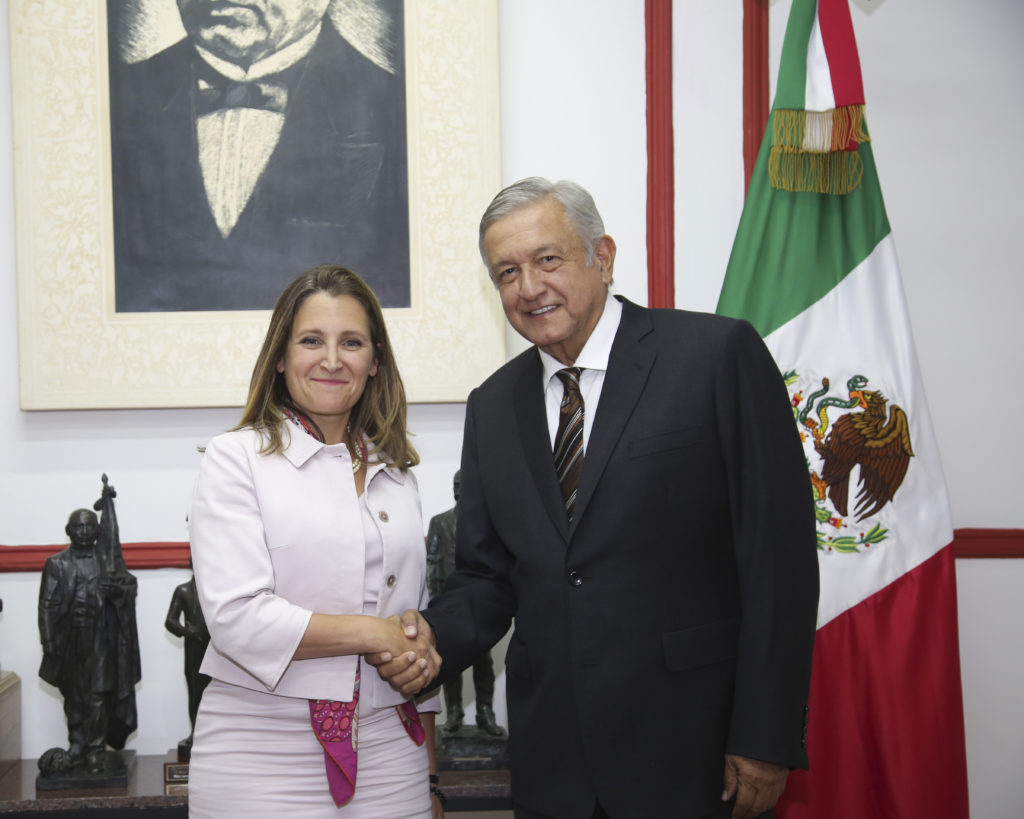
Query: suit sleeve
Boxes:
[
  {"xmin": 716, "ymin": 320, "xmax": 819, "ymax": 769},
  {"xmin": 423, "ymin": 389, "xmax": 517, "ymax": 683}
]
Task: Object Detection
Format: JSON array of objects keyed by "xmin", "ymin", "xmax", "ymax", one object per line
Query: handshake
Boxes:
[{"xmin": 366, "ymin": 609, "xmax": 441, "ymax": 695}]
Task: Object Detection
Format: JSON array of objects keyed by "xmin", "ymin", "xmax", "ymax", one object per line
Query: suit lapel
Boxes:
[
  {"xmin": 570, "ymin": 299, "xmax": 656, "ymax": 533},
  {"xmin": 513, "ymin": 351, "xmax": 572, "ymax": 541},
  {"xmin": 238, "ymin": 24, "xmax": 391, "ymax": 236}
]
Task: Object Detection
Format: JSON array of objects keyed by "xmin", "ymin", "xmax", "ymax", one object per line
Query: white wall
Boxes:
[
  {"xmin": 673, "ymin": 2, "xmax": 746, "ymax": 312},
  {"xmin": 1, "ymin": 1, "xmax": 1022, "ymax": 816},
  {"xmin": 495, "ymin": 0, "xmax": 648, "ymax": 356}
]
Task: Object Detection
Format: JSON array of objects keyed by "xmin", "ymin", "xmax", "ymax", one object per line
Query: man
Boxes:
[
  {"xmin": 38, "ymin": 509, "xmax": 141, "ymax": 774},
  {"xmin": 107, "ymin": 0, "xmax": 409, "ymax": 312},
  {"xmin": 425, "ymin": 470, "xmax": 506, "ymax": 737},
  {"xmin": 371, "ymin": 178, "xmax": 819, "ymax": 818}
]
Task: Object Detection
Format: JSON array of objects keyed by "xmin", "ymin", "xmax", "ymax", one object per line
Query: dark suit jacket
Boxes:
[
  {"xmin": 108, "ymin": 20, "xmax": 409, "ymax": 312},
  {"xmin": 425, "ymin": 298, "xmax": 819, "ymax": 818}
]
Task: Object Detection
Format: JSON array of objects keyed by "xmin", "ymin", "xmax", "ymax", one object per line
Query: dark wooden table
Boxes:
[{"xmin": 0, "ymin": 754, "xmax": 510, "ymax": 815}]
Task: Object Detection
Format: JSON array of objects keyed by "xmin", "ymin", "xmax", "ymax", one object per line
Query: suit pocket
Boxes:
[
  {"xmin": 628, "ymin": 426, "xmax": 704, "ymax": 458},
  {"xmin": 662, "ymin": 617, "xmax": 739, "ymax": 672},
  {"xmin": 504, "ymin": 635, "xmax": 532, "ymax": 680}
]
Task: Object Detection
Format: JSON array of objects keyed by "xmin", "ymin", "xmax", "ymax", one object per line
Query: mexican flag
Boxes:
[{"xmin": 717, "ymin": 0, "xmax": 970, "ymax": 816}]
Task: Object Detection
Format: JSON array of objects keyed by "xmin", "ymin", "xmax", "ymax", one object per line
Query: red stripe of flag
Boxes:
[
  {"xmin": 777, "ymin": 545, "xmax": 969, "ymax": 818},
  {"xmin": 817, "ymin": 0, "xmax": 865, "ymax": 109}
]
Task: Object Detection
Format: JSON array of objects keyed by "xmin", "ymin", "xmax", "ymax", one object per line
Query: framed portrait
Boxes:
[{"xmin": 12, "ymin": 0, "xmax": 505, "ymax": 408}]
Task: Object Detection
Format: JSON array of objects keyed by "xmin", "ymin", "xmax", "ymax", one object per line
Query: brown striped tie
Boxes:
[{"xmin": 553, "ymin": 367, "xmax": 584, "ymax": 519}]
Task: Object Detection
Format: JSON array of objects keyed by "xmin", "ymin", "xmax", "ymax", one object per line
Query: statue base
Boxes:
[
  {"xmin": 36, "ymin": 749, "xmax": 137, "ymax": 791},
  {"xmin": 0, "ymin": 672, "xmax": 21, "ymax": 781},
  {"xmin": 436, "ymin": 726, "xmax": 508, "ymax": 771},
  {"xmin": 177, "ymin": 737, "xmax": 193, "ymax": 763}
]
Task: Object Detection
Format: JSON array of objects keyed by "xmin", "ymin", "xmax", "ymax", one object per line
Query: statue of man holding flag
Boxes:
[{"xmin": 38, "ymin": 475, "xmax": 142, "ymax": 775}]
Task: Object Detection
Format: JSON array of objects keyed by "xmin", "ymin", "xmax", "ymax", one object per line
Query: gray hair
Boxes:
[{"xmin": 478, "ymin": 177, "xmax": 606, "ymax": 266}]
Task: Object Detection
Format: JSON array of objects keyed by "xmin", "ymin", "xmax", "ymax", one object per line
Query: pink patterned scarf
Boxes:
[{"xmin": 309, "ymin": 668, "xmax": 425, "ymax": 806}]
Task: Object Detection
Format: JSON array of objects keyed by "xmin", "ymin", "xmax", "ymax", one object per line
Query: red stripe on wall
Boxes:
[
  {"xmin": 951, "ymin": 528, "xmax": 1024, "ymax": 559},
  {"xmin": 743, "ymin": 0, "xmax": 770, "ymax": 193},
  {"xmin": 0, "ymin": 542, "xmax": 191, "ymax": 572},
  {"xmin": 1, "ymin": 530, "xmax": 1020, "ymax": 573},
  {"xmin": 645, "ymin": 0, "xmax": 674, "ymax": 309}
]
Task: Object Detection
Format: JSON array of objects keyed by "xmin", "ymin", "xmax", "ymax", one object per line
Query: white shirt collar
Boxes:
[
  {"xmin": 194, "ymin": 23, "xmax": 322, "ymax": 82},
  {"xmin": 539, "ymin": 290, "xmax": 623, "ymax": 382},
  {"xmin": 279, "ymin": 422, "xmax": 402, "ymax": 484}
]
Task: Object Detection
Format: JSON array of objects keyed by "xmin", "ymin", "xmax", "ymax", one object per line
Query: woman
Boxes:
[{"xmin": 188, "ymin": 265, "xmax": 444, "ymax": 817}]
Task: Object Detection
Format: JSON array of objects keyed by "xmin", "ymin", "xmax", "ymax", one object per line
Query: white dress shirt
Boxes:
[
  {"xmin": 194, "ymin": 25, "xmax": 321, "ymax": 237},
  {"xmin": 540, "ymin": 291, "xmax": 623, "ymax": 452}
]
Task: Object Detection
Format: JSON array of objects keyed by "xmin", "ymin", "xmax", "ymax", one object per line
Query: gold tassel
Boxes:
[
  {"xmin": 772, "ymin": 105, "xmax": 870, "ymax": 153},
  {"xmin": 769, "ymin": 147, "xmax": 865, "ymax": 194},
  {"xmin": 769, "ymin": 105, "xmax": 870, "ymax": 194}
]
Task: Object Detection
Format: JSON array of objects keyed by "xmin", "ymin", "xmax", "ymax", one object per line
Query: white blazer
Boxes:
[{"xmin": 189, "ymin": 424, "xmax": 433, "ymax": 708}]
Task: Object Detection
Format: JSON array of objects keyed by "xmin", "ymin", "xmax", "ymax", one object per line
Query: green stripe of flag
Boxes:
[
  {"xmin": 774, "ymin": 0, "xmax": 816, "ymax": 110},
  {"xmin": 716, "ymin": 116, "xmax": 891, "ymax": 337}
]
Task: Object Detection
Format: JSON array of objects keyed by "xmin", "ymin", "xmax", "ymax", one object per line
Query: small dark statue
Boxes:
[
  {"xmin": 426, "ymin": 470, "xmax": 506, "ymax": 738},
  {"xmin": 37, "ymin": 475, "xmax": 142, "ymax": 783},
  {"xmin": 164, "ymin": 565, "xmax": 211, "ymax": 761}
]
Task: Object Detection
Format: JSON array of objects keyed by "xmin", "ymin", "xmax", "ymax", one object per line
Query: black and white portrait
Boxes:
[{"xmin": 107, "ymin": 0, "xmax": 410, "ymax": 313}]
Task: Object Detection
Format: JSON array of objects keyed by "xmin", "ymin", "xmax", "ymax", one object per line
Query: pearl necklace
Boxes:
[{"xmin": 346, "ymin": 421, "xmax": 366, "ymax": 474}]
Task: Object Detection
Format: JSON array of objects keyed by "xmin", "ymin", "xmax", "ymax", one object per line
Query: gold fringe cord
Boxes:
[
  {"xmin": 768, "ymin": 105, "xmax": 870, "ymax": 193},
  {"xmin": 772, "ymin": 105, "xmax": 870, "ymax": 153},
  {"xmin": 768, "ymin": 147, "xmax": 865, "ymax": 194}
]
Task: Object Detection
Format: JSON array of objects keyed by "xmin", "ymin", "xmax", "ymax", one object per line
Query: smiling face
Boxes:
[
  {"xmin": 177, "ymin": 0, "xmax": 331, "ymax": 64},
  {"xmin": 484, "ymin": 198, "xmax": 615, "ymax": 366},
  {"xmin": 276, "ymin": 292, "xmax": 378, "ymax": 444}
]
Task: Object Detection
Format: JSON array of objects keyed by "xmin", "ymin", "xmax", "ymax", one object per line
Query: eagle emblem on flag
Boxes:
[{"xmin": 785, "ymin": 371, "xmax": 914, "ymax": 553}]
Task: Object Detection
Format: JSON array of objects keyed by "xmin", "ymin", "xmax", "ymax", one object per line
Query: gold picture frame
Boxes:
[{"xmin": 12, "ymin": 0, "xmax": 504, "ymax": 409}]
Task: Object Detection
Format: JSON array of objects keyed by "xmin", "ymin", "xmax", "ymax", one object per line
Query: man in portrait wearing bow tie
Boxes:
[
  {"xmin": 107, "ymin": 0, "xmax": 409, "ymax": 313},
  {"xmin": 371, "ymin": 178, "xmax": 820, "ymax": 819}
]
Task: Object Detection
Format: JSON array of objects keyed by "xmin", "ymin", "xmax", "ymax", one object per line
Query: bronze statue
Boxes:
[
  {"xmin": 164, "ymin": 564, "xmax": 211, "ymax": 761},
  {"xmin": 426, "ymin": 470, "xmax": 506, "ymax": 737},
  {"xmin": 37, "ymin": 475, "xmax": 142, "ymax": 776}
]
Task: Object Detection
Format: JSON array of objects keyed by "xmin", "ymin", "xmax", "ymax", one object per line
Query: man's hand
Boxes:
[
  {"xmin": 721, "ymin": 754, "xmax": 790, "ymax": 818},
  {"xmin": 365, "ymin": 610, "xmax": 441, "ymax": 696}
]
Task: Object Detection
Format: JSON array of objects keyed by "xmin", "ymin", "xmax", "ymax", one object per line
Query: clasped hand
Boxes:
[{"xmin": 366, "ymin": 609, "xmax": 439, "ymax": 696}]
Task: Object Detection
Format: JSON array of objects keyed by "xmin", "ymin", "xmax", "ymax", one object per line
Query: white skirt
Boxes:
[{"xmin": 188, "ymin": 680, "xmax": 430, "ymax": 818}]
